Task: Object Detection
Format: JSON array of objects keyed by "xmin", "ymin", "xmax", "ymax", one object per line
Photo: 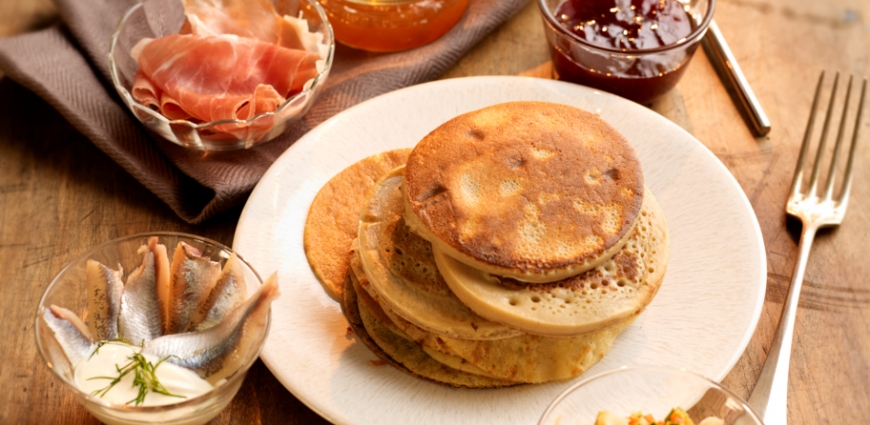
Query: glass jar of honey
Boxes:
[{"xmin": 318, "ymin": 0, "xmax": 470, "ymax": 52}]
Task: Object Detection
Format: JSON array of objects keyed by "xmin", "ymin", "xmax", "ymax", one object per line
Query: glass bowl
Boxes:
[
  {"xmin": 539, "ymin": 366, "xmax": 764, "ymax": 425},
  {"xmin": 108, "ymin": 0, "xmax": 335, "ymax": 151},
  {"xmin": 35, "ymin": 232, "xmax": 269, "ymax": 425},
  {"xmin": 538, "ymin": 0, "xmax": 715, "ymax": 105}
]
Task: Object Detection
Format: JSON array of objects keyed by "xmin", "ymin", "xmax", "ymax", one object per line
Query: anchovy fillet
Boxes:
[
  {"xmin": 85, "ymin": 260, "xmax": 124, "ymax": 341},
  {"xmin": 166, "ymin": 242, "xmax": 221, "ymax": 335},
  {"xmin": 118, "ymin": 237, "xmax": 170, "ymax": 344},
  {"xmin": 143, "ymin": 273, "xmax": 279, "ymax": 385},
  {"xmin": 43, "ymin": 305, "xmax": 95, "ymax": 366},
  {"xmin": 186, "ymin": 252, "xmax": 247, "ymax": 332}
]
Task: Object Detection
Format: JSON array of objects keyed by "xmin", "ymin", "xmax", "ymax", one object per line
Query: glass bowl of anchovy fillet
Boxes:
[{"xmin": 35, "ymin": 232, "xmax": 279, "ymax": 425}]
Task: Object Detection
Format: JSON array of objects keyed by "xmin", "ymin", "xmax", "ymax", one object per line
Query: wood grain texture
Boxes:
[{"xmin": 1, "ymin": 0, "xmax": 869, "ymax": 423}]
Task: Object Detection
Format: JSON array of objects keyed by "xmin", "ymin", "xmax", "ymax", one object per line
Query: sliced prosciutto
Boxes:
[
  {"xmin": 132, "ymin": 34, "xmax": 319, "ymax": 123},
  {"xmin": 181, "ymin": 0, "xmax": 316, "ymax": 51}
]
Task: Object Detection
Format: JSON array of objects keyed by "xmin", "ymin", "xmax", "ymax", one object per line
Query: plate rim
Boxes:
[{"xmin": 234, "ymin": 75, "xmax": 767, "ymax": 424}]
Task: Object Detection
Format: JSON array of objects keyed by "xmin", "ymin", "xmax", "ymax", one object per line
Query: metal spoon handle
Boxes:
[{"xmin": 702, "ymin": 20, "xmax": 772, "ymax": 136}]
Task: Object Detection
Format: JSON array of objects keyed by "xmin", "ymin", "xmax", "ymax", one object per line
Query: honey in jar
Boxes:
[{"xmin": 318, "ymin": 0, "xmax": 470, "ymax": 52}]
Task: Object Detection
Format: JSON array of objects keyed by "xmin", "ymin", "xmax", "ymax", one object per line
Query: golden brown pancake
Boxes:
[
  {"xmin": 341, "ymin": 275, "xmax": 517, "ymax": 389},
  {"xmin": 403, "ymin": 101, "xmax": 644, "ymax": 283},
  {"xmin": 435, "ymin": 187, "xmax": 668, "ymax": 337},
  {"xmin": 351, "ymin": 233, "xmax": 639, "ymax": 383},
  {"xmin": 350, "ymin": 242, "xmax": 509, "ymax": 379},
  {"xmin": 357, "ymin": 167, "xmax": 521, "ymax": 340},
  {"xmin": 377, "ymin": 289, "xmax": 637, "ymax": 383},
  {"xmin": 304, "ymin": 149, "xmax": 411, "ymax": 301},
  {"xmin": 348, "ymin": 266, "xmax": 502, "ymax": 379},
  {"xmin": 349, "ymin": 257, "xmax": 402, "ymax": 337},
  {"xmin": 419, "ymin": 346, "xmax": 505, "ymax": 378}
]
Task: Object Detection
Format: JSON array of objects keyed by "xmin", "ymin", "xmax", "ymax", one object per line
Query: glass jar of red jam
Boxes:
[
  {"xmin": 318, "ymin": 0, "xmax": 470, "ymax": 52},
  {"xmin": 538, "ymin": 0, "xmax": 715, "ymax": 104}
]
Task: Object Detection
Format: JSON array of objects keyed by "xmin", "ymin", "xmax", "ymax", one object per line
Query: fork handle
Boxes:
[{"xmin": 747, "ymin": 224, "xmax": 818, "ymax": 425}]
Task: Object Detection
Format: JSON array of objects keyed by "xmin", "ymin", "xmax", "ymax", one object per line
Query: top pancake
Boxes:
[
  {"xmin": 304, "ymin": 149, "xmax": 411, "ymax": 301},
  {"xmin": 403, "ymin": 101, "xmax": 643, "ymax": 283}
]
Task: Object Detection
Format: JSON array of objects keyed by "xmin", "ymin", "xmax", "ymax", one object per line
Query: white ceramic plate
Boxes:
[{"xmin": 233, "ymin": 77, "xmax": 767, "ymax": 425}]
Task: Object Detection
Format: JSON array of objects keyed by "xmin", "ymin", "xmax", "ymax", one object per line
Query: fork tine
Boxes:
[
  {"xmin": 808, "ymin": 72, "xmax": 840, "ymax": 197},
  {"xmin": 823, "ymin": 75, "xmax": 854, "ymax": 200},
  {"xmin": 837, "ymin": 77, "xmax": 867, "ymax": 206},
  {"xmin": 790, "ymin": 72, "xmax": 826, "ymax": 199}
]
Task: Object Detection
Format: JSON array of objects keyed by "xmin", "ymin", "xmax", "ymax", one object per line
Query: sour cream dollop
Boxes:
[{"xmin": 74, "ymin": 342, "xmax": 213, "ymax": 406}]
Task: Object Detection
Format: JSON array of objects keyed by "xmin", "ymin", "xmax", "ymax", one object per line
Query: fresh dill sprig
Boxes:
[
  {"xmin": 88, "ymin": 341, "xmax": 109, "ymax": 360},
  {"xmin": 88, "ymin": 340, "xmax": 139, "ymax": 360},
  {"xmin": 88, "ymin": 352, "xmax": 185, "ymax": 405}
]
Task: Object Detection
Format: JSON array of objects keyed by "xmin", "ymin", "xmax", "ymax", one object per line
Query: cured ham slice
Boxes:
[
  {"xmin": 182, "ymin": 0, "xmax": 312, "ymax": 51},
  {"xmin": 133, "ymin": 34, "xmax": 319, "ymax": 123},
  {"xmin": 132, "ymin": 70, "xmax": 162, "ymax": 112}
]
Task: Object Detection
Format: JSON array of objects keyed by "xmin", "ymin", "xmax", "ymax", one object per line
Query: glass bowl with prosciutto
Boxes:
[
  {"xmin": 35, "ymin": 232, "xmax": 280, "ymax": 425},
  {"xmin": 539, "ymin": 366, "xmax": 765, "ymax": 425},
  {"xmin": 109, "ymin": 0, "xmax": 334, "ymax": 150}
]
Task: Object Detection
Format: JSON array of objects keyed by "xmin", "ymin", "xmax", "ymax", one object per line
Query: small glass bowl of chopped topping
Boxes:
[
  {"xmin": 109, "ymin": 0, "xmax": 335, "ymax": 150},
  {"xmin": 35, "ymin": 232, "xmax": 274, "ymax": 425},
  {"xmin": 539, "ymin": 366, "xmax": 764, "ymax": 425}
]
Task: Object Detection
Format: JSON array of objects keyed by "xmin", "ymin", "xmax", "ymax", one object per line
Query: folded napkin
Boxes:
[{"xmin": 0, "ymin": 0, "xmax": 528, "ymax": 223}]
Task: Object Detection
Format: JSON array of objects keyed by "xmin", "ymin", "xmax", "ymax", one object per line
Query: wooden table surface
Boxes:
[{"xmin": 2, "ymin": 0, "xmax": 869, "ymax": 423}]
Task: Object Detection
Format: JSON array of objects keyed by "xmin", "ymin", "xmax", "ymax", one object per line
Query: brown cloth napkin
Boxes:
[{"xmin": 0, "ymin": 0, "xmax": 529, "ymax": 223}]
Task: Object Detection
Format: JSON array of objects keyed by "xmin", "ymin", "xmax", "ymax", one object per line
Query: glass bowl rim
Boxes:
[
  {"xmin": 538, "ymin": 365, "xmax": 764, "ymax": 425},
  {"xmin": 536, "ymin": 0, "xmax": 716, "ymax": 55},
  {"xmin": 107, "ymin": 0, "xmax": 336, "ymax": 131},
  {"xmin": 34, "ymin": 231, "xmax": 269, "ymax": 412}
]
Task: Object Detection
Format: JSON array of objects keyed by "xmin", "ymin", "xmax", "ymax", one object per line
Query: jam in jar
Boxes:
[{"xmin": 539, "ymin": 0, "xmax": 713, "ymax": 104}]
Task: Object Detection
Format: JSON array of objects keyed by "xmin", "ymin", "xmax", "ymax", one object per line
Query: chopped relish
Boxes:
[{"xmin": 595, "ymin": 408, "xmax": 724, "ymax": 425}]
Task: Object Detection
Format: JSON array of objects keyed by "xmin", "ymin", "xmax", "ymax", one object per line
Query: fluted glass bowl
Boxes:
[
  {"xmin": 35, "ymin": 232, "xmax": 268, "ymax": 425},
  {"xmin": 539, "ymin": 366, "xmax": 765, "ymax": 425},
  {"xmin": 108, "ymin": 0, "xmax": 334, "ymax": 151}
]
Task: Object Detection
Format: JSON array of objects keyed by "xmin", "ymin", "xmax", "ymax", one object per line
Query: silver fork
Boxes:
[{"xmin": 747, "ymin": 71, "xmax": 866, "ymax": 424}]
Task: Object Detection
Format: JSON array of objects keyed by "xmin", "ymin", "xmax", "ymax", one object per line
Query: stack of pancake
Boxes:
[{"xmin": 305, "ymin": 101, "xmax": 669, "ymax": 388}]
